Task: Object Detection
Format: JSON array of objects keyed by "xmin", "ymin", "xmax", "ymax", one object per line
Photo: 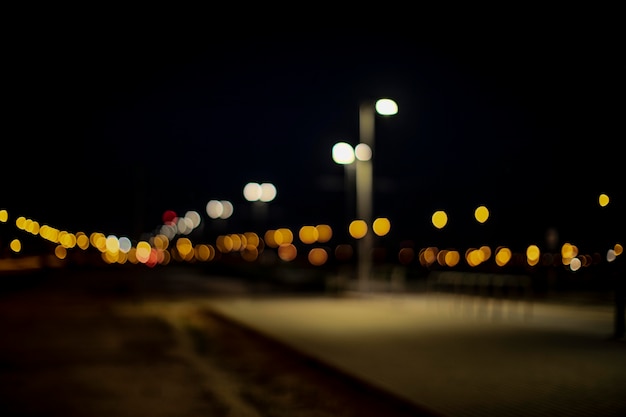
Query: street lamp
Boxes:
[
  {"xmin": 332, "ymin": 142, "xmax": 357, "ymax": 230},
  {"xmin": 243, "ymin": 182, "xmax": 277, "ymax": 227},
  {"xmin": 356, "ymin": 98, "xmax": 398, "ymax": 291}
]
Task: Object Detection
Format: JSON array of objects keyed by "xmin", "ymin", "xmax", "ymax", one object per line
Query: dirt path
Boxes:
[{"xmin": 0, "ymin": 287, "xmax": 433, "ymax": 417}]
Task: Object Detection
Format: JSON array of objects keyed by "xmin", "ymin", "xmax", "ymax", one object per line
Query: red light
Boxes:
[{"xmin": 162, "ymin": 210, "xmax": 178, "ymax": 225}]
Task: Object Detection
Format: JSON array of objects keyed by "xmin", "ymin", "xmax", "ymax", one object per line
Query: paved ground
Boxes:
[
  {"xmin": 202, "ymin": 292, "xmax": 626, "ymax": 417},
  {"xmin": 1, "ymin": 266, "xmax": 625, "ymax": 416}
]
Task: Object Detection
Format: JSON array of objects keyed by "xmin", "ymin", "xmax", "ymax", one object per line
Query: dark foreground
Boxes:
[{"xmin": 0, "ymin": 269, "xmax": 433, "ymax": 417}]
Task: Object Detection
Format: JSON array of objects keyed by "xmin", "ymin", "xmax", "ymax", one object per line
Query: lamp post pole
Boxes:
[
  {"xmin": 355, "ymin": 98, "xmax": 398, "ymax": 292},
  {"xmin": 356, "ymin": 102, "xmax": 375, "ymax": 292}
]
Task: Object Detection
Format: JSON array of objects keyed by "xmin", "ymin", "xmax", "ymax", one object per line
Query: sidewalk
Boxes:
[
  {"xmin": 200, "ymin": 291, "xmax": 626, "ymax": 417},
  {"xmin": 1, "ymin": 266, "xmax": 624, "ymax": 416}
]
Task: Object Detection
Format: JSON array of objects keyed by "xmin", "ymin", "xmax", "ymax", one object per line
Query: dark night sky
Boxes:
[{"xmin": 2, "ymin": 11, "xmax": 624, "ymax": 252}]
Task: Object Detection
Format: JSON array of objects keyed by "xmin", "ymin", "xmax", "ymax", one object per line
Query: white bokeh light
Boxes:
[
  {"xmin": 206, "ymin": 200, "xmax": 224, "ymax": 219},
  {"xmin": 375, "ymin": 98, "xmax": 398, "ymax": 115},
  {"xmin": 118, "ymin": 237, "xmax": 132, "ymax": 253},
  {"xmin": 332, "ymin": 142, "xmax": 355, "ymax": 165},
  {"xmin": 260, "ymin": 183, "xmax": 277, "ymax": 202},
  {"xmin": 355, "ymin": 143, "xmax": 372, "ymax": 161},
  {"xmin": 607, "ymin": 249, "xmax": 617, "ymax": 262},
  {"xmin": 220, "ymin": 200, "xmax": 234, "ymax": 219},
  {"xmin": 243, "ymin": 182, "xmax": 263, "ymax": 201}
]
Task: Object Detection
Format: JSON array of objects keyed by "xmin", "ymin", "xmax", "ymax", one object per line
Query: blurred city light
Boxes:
[
  {"xmin": 244, "ymin": 182, "xmax": 277, "ymax": 202},
  {"xmin": 299, "ymin": 225, "xmax": 319, "ymax": 244},
  {"xmin": 375, "ymin": 98, "xmax": 399, "ymax": 116},
  {"xmin": 349, "ymin": 220, "xmax": 367, "ymax": 239},
  {"xmin": 9, "ymin": 239, "xmax": 21, "ymax": 253},
  {"xmin": 206, "ymin": 200, "xmax": 234, "ymax": 220},
  {"xmin": 259, "ymin": 183, "xmax": 277, "ymax": 202},
  {"xmin": 308, "ymin": 247, "xmax": 328, "ymax": 266},
  {"xmin": 372, "ymin": 217, "xmax": 391, "ymax": 236},
  {"xmin": 0, "ymin": 172, "xmax": 622, "ymax": 278},
  {"xmin": 316, "ymin": 224, "xmax": 333, "ymax": 243},
  {"xmin": 599, "ymin": 193, "xmax": 610, "ymax": 207},
  {"xmin": 354, "ymin": 143, "xmax": 372, "ymax": 162},
  {"xmin": 431, "ymin": 211, "xmax": 448, "ymax": 229},
  {"xmin": 474, "ymin": 205, "xmax": 489, "ymax": 223},
  {"xmin": 332, "ymin": 142, "xmax": 355, "ymax": 165}
]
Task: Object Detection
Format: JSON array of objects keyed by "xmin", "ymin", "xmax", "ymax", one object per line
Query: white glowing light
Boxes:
[
  {"xmin": 243, "ymin": 182, "xmax": 262, "ymax": 201},
  {"xmin": 355, "ymin": 143, "xmax": 372, "ymax": 161},
  {"xmin": 332, "ymin": 142, "xmax": 355, "ymax": 165},
  {"xmin": 260, "ymin": 183, "xmax": 277, "ymax": 202},
  {"xmin": 375, "ymin": 98, "xmax": 398, "ymax": 115},
  {"xmin": 220, "ymin": 201, "xmax": 234, "ymax": 219}
]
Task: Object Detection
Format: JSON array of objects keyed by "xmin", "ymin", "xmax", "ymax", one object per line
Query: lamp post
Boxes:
[
  {"xmin": 243, "ymin": 182, "xmax": 277, "ymax": 229},
  {"xmin": 332, "ymin": 142, "xmax": 356, "ymax": 230},
  {"xmin": 356, "ymin": 98, "xmax": 398, "ymax": 291}
]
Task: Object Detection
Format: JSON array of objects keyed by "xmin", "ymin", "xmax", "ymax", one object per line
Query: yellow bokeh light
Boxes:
[
  {"xmin": 61, "ymin": 232, "xmax": 77, "ymax": 249},
  {"xmin": 299, "ymin": 226, "xmax": 319, "ymax": 244},
  {"xmin": 445, "ymin": 250, "xmax": 460, "ymax": 267},
  {"xmin": 264, "ymin": 230, "xmax": 278, "ymax": 248},
  {"xmin": 216, "ymin": 235, "xmax": 234, "ymax": 253},
  {"xmin": 229, "ymin": 234, "xmax": 243, "ymax": 252},
  {"xmin": 479, "ymin": 245, "xmax": 492, "ymax": 261},
  {"xmin": 349, "ymin": 220, "xmax": 368, "ymax": 239},
  {"xmin": 474, "ymin": 205, "xmax": 489, "ymax": 223},
  {"xmin": 495, "ymin": 247, "xmax": 512, "ymax": 267},
  {"xmin": 102, "ymin": 250, "xmax": 117, "ymax": 264},
  {"xmin": 76, "ymin": 233, "xmax": 90, "ymax": 250},
  {"xmin": 127, "ymin": 248, "xmax": 138, "ymax": 264},
  {"xmin": 275, "ymin": 228, "xmax": 294, "ymax": 245},
  {"xmin": 15, "ymin": 216, "xmax": 26, "ymax": 230},
  {"xmin": 105, "ymin": 235, "xmax": 120, "ymax": 254},
  {"xmin": 153, "ymin": 234, "xmax": 170, "ymax": 250},
  {"xmin": 93, "ymin": 233, "xmax": 108, "ymax": 252},
  {"xmin": 241, "ymin": 245, "xmax": 258, "ymax": 262},
  {"xmin": 598, "ymin": 193, "xmax": 610, "ymax": 207},
  {"xmin": 116, "ymin": 251, "xmax": 129, "ymax": 264},
  {"xmin": 466, "ymin": 249, "xmax": 484, "ymax": 267},
  {"xmin": 436, "ymin": 249, "xmax": 448, "ymax": 266},
  {"xmin": 308, "ymin": 248, "xmax": 328, "ymax": 266},
  {"xmin": 55, "ymin": 245, "xmax": 67, "ymax": 260},
  {"xmin": 195, "ymin": 244, "xmax": 212, "ymax": 261},
  {"xmin": 316, "ymin": 224, "xmax": 332, "ymax": 243},
  {"xmin": 372, "ymin": 217, "xmax": 391, "ymax": 236},
  {"xmin": 244, "ymin": 232, "xmax": 260, "ymax": 248},
  {"xmin": 25, "ymin": 219, "xmax": 40, "ymax": 235},
  {"xmin": 10, "ymin": 239, "xmax": 22, "ymax": 253},
  {"xmin": 561, "ymin": 242, "xmax": 578, "ymax": 259},
  {"xmin": 160, "ymin": 249, "xmax": 171, "ymax": 265},
  {"xmin": 278, "ymin": 243, "xmax": 297, "ymax": 262},
  {"xmin": 40, "ymin": 225, "xmax": 60, "ymax": 243},
  {"xmin": 4, "ymin": 175, "xmax": 622, "ymax": 279},
  {"xmin": 136, "ymin": 241, "xmax": 152, "ymax": 263},
  {"xmin": 431, "ymin": 211, "xmax": 448, "ymax": 229},
  {"xmin": 526, "ymin": 244, "xmax": 540, "ymax": 266},
  {"xmin": 420, "ymin": 247, "xmax": 438, "ymax": 266}
]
